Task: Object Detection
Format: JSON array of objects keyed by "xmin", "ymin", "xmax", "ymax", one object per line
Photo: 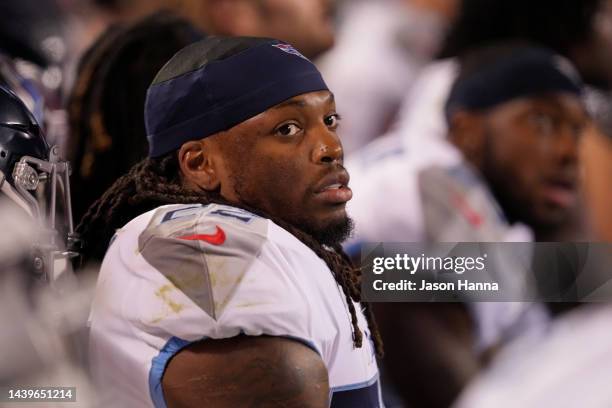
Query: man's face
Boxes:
[
  {"xmin": 459, "ymin": 93, "xmax": 587, "ymax": 230},
  {"xmin": 255, "ymin": 0, "xmax": 335, "ymax": 59},
  {"xmin": 212, "ymin": 90, "xmax": 352, "ymax": 245}
]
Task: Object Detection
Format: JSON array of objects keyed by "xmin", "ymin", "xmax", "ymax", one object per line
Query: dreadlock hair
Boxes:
[
  {"xmin": 77, "ymin": 152, "xmax": 383, "ymax": 357},
  {"xmin": 66, "ymin": 11, "xmax": 204, "ymax": 225},
  {"xmin": 438, "ymin": 0, "xmax": 602, "ymax": 62}
]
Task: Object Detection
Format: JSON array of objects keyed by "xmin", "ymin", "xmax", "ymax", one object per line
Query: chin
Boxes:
[
  {"xmin": 527, "ymin": 209, "xmax": 573, "ymax": 236},
  {"xmin": 540, "ymin": 205, "xmax": 573, "ymax": 225},
  {"xmin": 299, "ymin": 214, "xmax": 354, "ymax": 247}
]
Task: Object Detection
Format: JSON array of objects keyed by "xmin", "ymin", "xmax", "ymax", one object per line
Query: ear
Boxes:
[
  {"xmin": 447, "ymin": 110, "xmax": 487, "ymax": 168},
  {"xmin": 178, "ymin": 140, "xmax": 220, "ymax": 191}
]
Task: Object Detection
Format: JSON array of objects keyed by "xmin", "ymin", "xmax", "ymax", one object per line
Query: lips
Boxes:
[
  {"xmin": 542, "ymin": 178, "xmax": 577, "ymax": 209},
  {"xmin": 314, "ymin": 170, "xmax": 352, "ymax": 204}
]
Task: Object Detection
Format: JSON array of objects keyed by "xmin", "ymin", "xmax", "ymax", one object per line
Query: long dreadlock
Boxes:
[{"xmin": 77, "ymin": 152, "xmax": 383, "ymax": 357}]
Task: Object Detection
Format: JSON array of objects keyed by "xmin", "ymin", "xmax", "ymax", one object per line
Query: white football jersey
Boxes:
[{"xmin": 88, "ymin": 203, "xmax": 381, "ymax": 408}]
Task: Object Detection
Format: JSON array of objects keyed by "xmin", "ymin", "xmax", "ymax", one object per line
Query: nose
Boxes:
[{"xmin": 311, "ymin": 128, "xmax": 343, "ymax": 165}]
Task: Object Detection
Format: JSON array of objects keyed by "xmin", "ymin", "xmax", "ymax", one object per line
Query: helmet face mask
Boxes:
[
  {"xmin": 0, "ymin": 86, "xmax": 78, "ymax": 284},
  {"xmin": 11, "ymin": 147, "xmax": 75, "ymax": 230}
]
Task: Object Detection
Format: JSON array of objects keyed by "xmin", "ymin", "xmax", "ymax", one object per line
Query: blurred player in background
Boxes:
[
  {"xmin": 66, "ymin": 12, "xmax": 204, "ymax": 234},
  {"xmin": 83, "ymin": 36, "xmax": 383, "ymax": 407},
  {"xmin": 343, "ymin": 4, "xmax": 612, "ymax": 402},
  {"xmin": 453, "ymin": 90, "xmax": 612, "ymax": 408},
  {"xmin": 443, "ymin": 45, "xmax": 586, "ymax": 240},
  {"xmin": 347, "ymin": 43, "xmax": 587, "ymax": 407}
]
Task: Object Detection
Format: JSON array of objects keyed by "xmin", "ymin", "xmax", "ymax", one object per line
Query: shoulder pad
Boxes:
[{"xmin": 136, "ymin": 204, "xmax": 270, "ymax": 319}]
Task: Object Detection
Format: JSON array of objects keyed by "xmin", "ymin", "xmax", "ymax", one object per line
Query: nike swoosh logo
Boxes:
[
  {"xmin": 178, "ymin": 226, "xmax": 226, "ymax": 245},
  {"xmin": 452, "ymin": 193, "xmax": 483, "ymax": 228}
]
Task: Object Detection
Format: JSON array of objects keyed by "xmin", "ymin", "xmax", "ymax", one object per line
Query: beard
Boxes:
[
  {"xmin": 294, "ymin": 215, "xmax": 355, "ymax": 247},
  {"xmin": 480, "ymin": 128, "xmax": 526, "ymax": 226}
]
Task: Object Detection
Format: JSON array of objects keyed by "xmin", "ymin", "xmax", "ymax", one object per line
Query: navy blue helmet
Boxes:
[{"xmin": 0, "ymin": 86, "xmax": 49, "ymax": 186}]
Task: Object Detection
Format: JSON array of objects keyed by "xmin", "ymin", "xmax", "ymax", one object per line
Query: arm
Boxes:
[{"xmin": 162, "ymin": 335, "xmax": 330, "ymax": 408}]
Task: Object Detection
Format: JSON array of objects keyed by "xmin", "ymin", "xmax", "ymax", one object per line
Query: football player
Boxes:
[
  {"xmin": 83, "ymin": 36, "xmax": 383, "ymax": 407},
  {"xmin": 346, "ymin": 43, "xmax": 587, "ymax": 407},
  {"xmin": 453, "ymin": 89, "xmax": 612, "ymax": 408}
]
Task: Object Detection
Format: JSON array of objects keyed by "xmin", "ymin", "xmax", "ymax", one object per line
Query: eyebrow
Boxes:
[{"xmin": 273, "ymin": 93, "xmax": 335, "ymax": 110}]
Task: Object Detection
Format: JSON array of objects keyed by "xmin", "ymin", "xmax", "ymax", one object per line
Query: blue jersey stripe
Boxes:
[
  {"xmin": 148, "ymin": 336, "xmax": 195, "ymax": 408},
  {"xmin": 330, "ymin": 374, "xmax": 383, "ymax": 408},
  {"xmin": 331, "ymin": 380, "xmax": 382, "ymax": 407}
]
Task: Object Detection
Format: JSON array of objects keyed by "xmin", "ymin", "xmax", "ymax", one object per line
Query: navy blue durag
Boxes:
[
  {"xmin": 445, "ymin": 47, "xmax": 583, "ymax": 122},
  {"xmin": 145, "ymin": 39, "xmax": 329, "ymax": 158}
]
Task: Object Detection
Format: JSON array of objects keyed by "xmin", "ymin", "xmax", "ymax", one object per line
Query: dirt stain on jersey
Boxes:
[
  {"xmin": 149, "ymin": 284, "xmax": 185, "ymax": 323},
  {"xmin": 156, "ymin": 284, "xmax": 185, "ymax": 313}
]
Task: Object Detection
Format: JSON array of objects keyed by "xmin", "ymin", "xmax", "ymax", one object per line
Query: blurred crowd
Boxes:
[{"xmin": 1, "ymin": 0, "xmax": 612, "ymax": 407}]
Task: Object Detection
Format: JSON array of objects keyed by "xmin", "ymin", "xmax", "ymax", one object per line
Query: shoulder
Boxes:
[
  {"xmin": 133, "ymin": 202, "xmax": 322, "ymax": 285},
  {"xmin": 115, "ymin": 203, "xmax": 311, "ymax": 257},
  {"xmin": 101, "ymin": 203, "xmax": 330, "ymax": 326},
  {"xmin": 131, "ymin": 203, "xmax": 269, "ymax": 241},
  {"xmin": 109, "ymin": 202, "xmax": 323, "ymax": 284}
]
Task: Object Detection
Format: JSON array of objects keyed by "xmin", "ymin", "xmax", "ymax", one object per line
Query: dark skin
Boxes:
[
  {"xmin": 163, "ymin": 90, "xmax": 348, "ymax": 407},
  {"xmin": 449, "ymin": 92, "xmax": 588, "ymax": 240},
  {"xmin": 163, "ymin": 336, "xmax": 329, "ymax": 408}
]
